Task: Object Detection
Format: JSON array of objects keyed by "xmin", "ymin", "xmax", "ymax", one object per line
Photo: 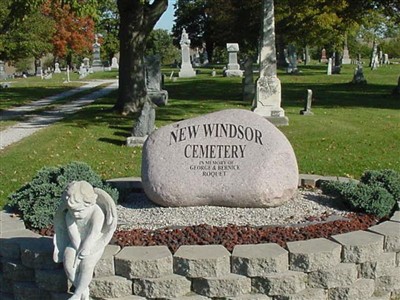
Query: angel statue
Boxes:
[{"xmin": 53, "ymin": 181, "xmax": 117, "ymax": 300}]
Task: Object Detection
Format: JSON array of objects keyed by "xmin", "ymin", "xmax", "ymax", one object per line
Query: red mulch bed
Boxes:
[{"xmin": 39, "ymin": 213, "xmax": 380, "ymax": 253}]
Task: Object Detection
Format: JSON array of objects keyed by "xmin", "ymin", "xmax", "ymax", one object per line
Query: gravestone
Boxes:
[
  {"xmin": 342, "ymin": 46, "xmax": 351, "ymax": 64},
  {"xmin": 192, "ymin": 48, "xmax": 201, "ymax": 67},
  {"xmin": 225, "ymin": 43, "xmax": 243, "ymax": 77},
  {"xmin": 35, "ymin": 59, "xmax": 43, "ymax": 77},
  {"xmin": 83, "ymin": 57, "xmax": 90, "ymax": 68},
  {"xmin": 92, "ymin": 35, "xmax": 103, "ymax": 72},
  {"xmin": 111, "ymin": 57, "xmax": 119, "ymax": 69},
  {"xmin": 211, "ymin": 68, "xmax": 216, "ymax": 77},
  {"xmin": 179, "ymin": 29, "xmax": 196, "ymax": 78},
  {"xmin": 79, "ymin": 63, "xmax": 88, "ymax": 79},
  {"xmin": 202, "ymin": 49, "xmax": 209, "ymax": 65},
  {"xmin": 145, "ymin": 55, "xmax": 168, "ymax": 106},
  {"xmin": 141, "ymin": 109, "xmax": 299, "ymax": 207},
  {"xmin": 327, "ymin": 58, "xmax": 332, "ymax": 75},
  {"xmin": 383, "ymin": 53, "xmax": 389, "ymax": 65},
  {"xmin": 54, "ymin": 63, "xmax": 61, "ymax": 73},
  {"xmin": 351, "ymin": 63, "xmax": 367, "ymax": 84},
  {"xmin": 132, "ymin": 100, "xmax": 156, "ymax": 137},
  {"xmin": 286, "ymin": 44, "xmax": 298, "ymax": 74},
  {"xmin": 320, "ymin": 48, "xmax": 328, "ymax": 63},
  {"xmin": 370, "ymin": 42, "xmax": 379, "ymax": 70},
  {"xmin": 126, "ymin": 99, "xmax": 157, "ymax": 147},
  {"xmin": 331, "ymin": 52, "xmax": 341, "ymax": 74},
  {"xmin": 300, "ymin": 89, "xmax": 313, "ymax": 115},
  {"xmin": 303, "ymin": 46, "xmax": 311, "ymax": 65},
  {"xmin": 242, "ymin": 57, "xmax": 255, "ymax": 101},
  {"xmin": 252, "ymin": 0, "xmax": 288, "ymax": 126},
  {"xmin": 0, "ymin": 60, "xmax": 6, "ymax": 80}
]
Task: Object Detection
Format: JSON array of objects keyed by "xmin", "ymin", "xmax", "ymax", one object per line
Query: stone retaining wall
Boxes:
[{"xmin": 1, "ymin": 210, "xmax": 399, "ymax": 300}]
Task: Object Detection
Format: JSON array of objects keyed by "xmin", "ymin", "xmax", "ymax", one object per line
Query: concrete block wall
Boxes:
[{"xmin": 1, "ymin": 211, "xmax": 400, "ymax": 300}]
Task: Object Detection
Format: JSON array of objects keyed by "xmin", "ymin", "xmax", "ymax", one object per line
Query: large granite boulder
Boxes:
[{"xmin": 141, "ymin": 109, "xmax": 298, "ymax": 207}]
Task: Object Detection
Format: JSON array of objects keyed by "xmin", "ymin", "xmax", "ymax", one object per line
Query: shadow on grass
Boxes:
[
  {"xmin": 282, "ymin": 82, "xmax": 400, "ymax": 109},
  {"xmin": 56, "ymin": 72, "xmax": 399, "ymax": 147},
  {"xmin": 0, "ymin": 87, "xmax": 72, "ymax": 111}
]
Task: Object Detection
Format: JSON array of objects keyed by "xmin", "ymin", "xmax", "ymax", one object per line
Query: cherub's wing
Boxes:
[
  {"xmin": 94, "ymin": 188, "xmax": 118, "ymax": 247},
  {"xmin": 53, "ymin": 191, "xmax": 69, "ymax": 263}
]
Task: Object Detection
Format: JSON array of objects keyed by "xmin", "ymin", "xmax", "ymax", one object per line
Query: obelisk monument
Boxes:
[{"xmin": 252, "ymin": 0, "xmax": 288, "ymax": 126}]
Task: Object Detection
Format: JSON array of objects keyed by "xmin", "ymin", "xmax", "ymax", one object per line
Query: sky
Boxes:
[{"xmin": 155, "ymin": 0, "xmax": 176, "ymax": 32}]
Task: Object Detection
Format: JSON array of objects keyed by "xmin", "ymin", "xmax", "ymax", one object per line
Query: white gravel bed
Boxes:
[{"xmin": 116, "ymin": 189, "xmax": 350, "ymax": 230}]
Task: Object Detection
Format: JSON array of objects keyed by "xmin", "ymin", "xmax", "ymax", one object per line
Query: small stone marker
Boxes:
[
  {"xmin": 300, "ymin": 89, "xmax": 313, "ymax": 115},
  {"xmin": 225, "ymin": 43, "xmax": 243, "ymax": 77},
  {"xmin": 141, "ymin": 109, "xmax": 299, "ymax": 207},
  {"xmin": 351, "ymin": 64, "xmax": 367, "ymax": 84},
  {"xmin": 54, "ymin": 63, "xmax": 61, "ymax": 73},
  {"xmin": 286, "ymin": 44, "xmax": 298, "ymax": 74},
  {"xmin": 327, "ymin": 58, "xmax": 332, "ymax": 75},
  {"xmin": 127, "ymin": 100, "xmax": 156, "ymax": 147},
  {"xmin": 320, "ymin": 48, "xmax": 328, "ymax": 63},
  {"xmin": 383, "ymin": 53, "xmax": 389, "ymax": 65},
  {"xmin": 111, "ymin": 57, "xmax": 119, "ymax": 69},
  {"xmin": 0, "ymin": 60, "xmax": 6, "ymax": 80},
  {"xmin": 242, "ymin": 57, "xmax": 255, "ymax": 101}
]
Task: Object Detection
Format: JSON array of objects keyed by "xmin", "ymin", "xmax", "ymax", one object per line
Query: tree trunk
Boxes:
[{"xmin": 114, "ymin": 0, "xmax": 168, "ymax": 115}]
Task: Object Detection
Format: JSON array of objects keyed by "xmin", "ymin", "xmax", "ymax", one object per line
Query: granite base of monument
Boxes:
[
  {"xmin": 179, "ymin": 68, "xmax": 196, "ymax": 78},
  {"xmin": 127, "ymin": 136, "xmax": 148, "ymax": 147},
  {"xmin": 225, "ymin": 69, "xmax": 243, "ymax": 77},
  {"xmin": 266, "ymin": 116, "xmax": 289, "ymax": 126}
]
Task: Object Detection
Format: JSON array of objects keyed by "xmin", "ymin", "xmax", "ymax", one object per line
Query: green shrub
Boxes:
[
  {"xmin": 321, "ymin": 169, "xmax": 399, "ymax": 218},
  {"xmin": 360, "ymin": 169, "xmax": 400, "ymax": 201},
  {"xmin": 7, "ymin": 161, "xmax": 119, "ymax": 229}
]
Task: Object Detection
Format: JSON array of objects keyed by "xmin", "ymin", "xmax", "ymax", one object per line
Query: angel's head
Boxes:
[{"xmin": 65, "ymin": 181, "xmax": 98, "ymax": 220}]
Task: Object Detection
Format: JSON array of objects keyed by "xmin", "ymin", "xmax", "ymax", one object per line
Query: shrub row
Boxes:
[
  {"xmin": 7, "ymin": 161, "xmax": 119, "ymax": 229},
  {"xmin": 321, "ymin": 169, "xmax": 399, "ymax": 218}
]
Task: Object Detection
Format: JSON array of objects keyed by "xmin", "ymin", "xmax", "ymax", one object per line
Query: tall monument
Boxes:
[
  {"xmin": 92, "ymin": 34, "xmax": 103, "ymax": 72},
  {"xmin": 252, "ymin": 0, "xmax": 288, "ymax": 126},
  {"xmin": 179, "ymin": 29, "xmax": 196, "ymax": 78}
]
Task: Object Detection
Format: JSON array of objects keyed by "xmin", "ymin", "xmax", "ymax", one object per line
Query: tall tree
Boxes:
[
  {"xmin": 114, "ymin": 0, "xmax": 168, "ymax": 115},
  {"xmin": 96, "ymin": 0, "xmax": 120, "ymax": 63},
  {"xmin": 43, "ymin": 1, "xmax": 95, "ymax": 66},
  {"xmin": 146, "ymin": 29, "xmax": 179, "ymax": 65},
  {"xmin": 0, "ymin": 4, "xmax": 55, "ymax": 66},
  {"xmin": 172, "ymin": 0, "xmax": 214, "ymax": 60}
]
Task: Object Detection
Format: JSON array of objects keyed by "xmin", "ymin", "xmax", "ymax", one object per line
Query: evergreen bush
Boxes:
[
  {"xmin": 321, "ymin": 169, "xmax": 399, "ymax": 218},
  {"xmin": 7, "ymin": 161, "xmax": 119, "ymax": 229}
]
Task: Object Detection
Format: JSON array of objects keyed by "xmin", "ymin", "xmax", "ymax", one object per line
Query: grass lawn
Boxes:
[
  {"xmin": 0, "ymin": 73, "xmax": 84, "ymax": 111},
  {"xmin": 0, "ymin": 62, "xmax": 399, "ymax": 207}
]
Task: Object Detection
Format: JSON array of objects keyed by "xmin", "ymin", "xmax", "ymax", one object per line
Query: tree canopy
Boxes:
[{"xmin": 172, "ymin": 0, "xmax": 399, "ymax": 61}]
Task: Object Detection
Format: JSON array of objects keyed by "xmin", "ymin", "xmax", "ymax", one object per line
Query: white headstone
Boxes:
[
  {"xmin": 225, "ymin": 43, "xmax": 243, "ymax": 77},
  {"xmin": 179, "ymin": 29, "xmax": 196, "ymax": 78},
  {"xmin": 252, "ymin": 0, "xmax": 288, "ymax": 126},
  {"xmin": 54, "ymin": 63, "xmax": 61, "ymax": 73},
  {"xmin": 141, "ymin": 109, "xmax": 298, "ymax": 208},
  {"xmin": 111, "ymin": 57, "xmax": 119, "ymax": 69},
  {"xmin": 327, "ymin": 58, "xmax": 332, "ymax": 75},
  {"xmin": 342, "ymin": 46, "xmax": 351, "ymax": 64}
]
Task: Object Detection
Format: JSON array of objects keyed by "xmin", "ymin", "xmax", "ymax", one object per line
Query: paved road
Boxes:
[{"xmin": 0, "ymin": 80, "xmax": 118, "ymax": 150}]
